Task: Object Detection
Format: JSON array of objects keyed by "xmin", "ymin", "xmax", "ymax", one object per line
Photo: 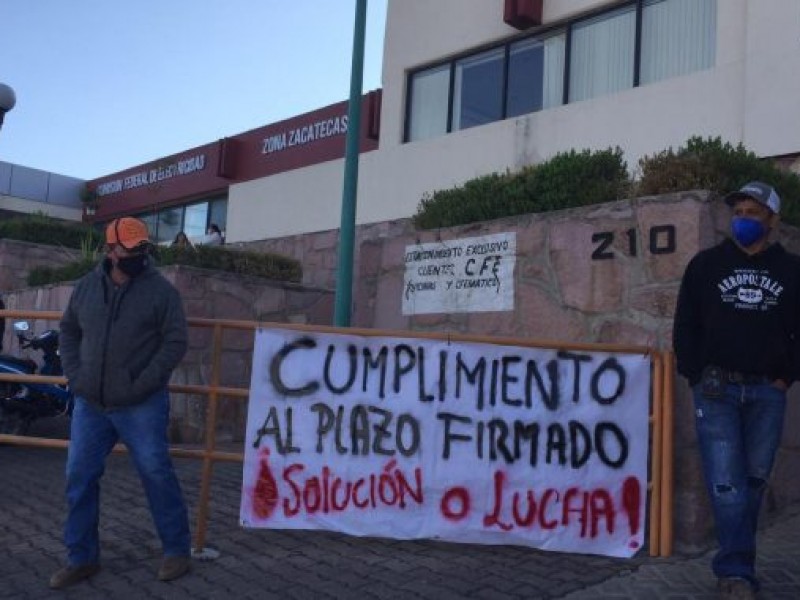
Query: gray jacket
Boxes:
[{"xmin": 60, "ymin": 259, "xmax": 188, "ymax": 409}]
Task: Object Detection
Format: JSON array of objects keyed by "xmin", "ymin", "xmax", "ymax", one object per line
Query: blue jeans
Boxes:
[
  {"xmin": 693, "ymin": 382, "xmax": 786, "ymax": 589},
  {"xmin": 64, "ymin": 390, "xmax": 190, "ymax": 566}
]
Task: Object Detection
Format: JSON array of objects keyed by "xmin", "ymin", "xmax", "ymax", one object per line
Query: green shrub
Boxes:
[
  {"xmin": 526, "ymin": 147, "xmax": 630, "ymax": 212},
  {"xmin": 637, "ymin": 136, "xmax": 800, "ymax": 226},
  {"xmin": 413, "ymin": 147, "xmax": 630, "ymax": 229},
  {"xmin": 28, "ymin": 260, "xmax": 97, "ymax": 287},
  {"xmin": 7, "ymin": 214, "xmax": 302, "ymax": 286},
  {"xmin": 155, "ymin": 245, "xmax": 302, "ymax": 281},
  {"xmin": 26, "ymin": 245, "xmax": 302, "ymax": 287},
  {"xmin": 413, "ymin": 172, "xmax": 513, "ymax": 230},
  {"xmin": 0, "ymin": 213, "xmax": 103, "ymax": 250}
]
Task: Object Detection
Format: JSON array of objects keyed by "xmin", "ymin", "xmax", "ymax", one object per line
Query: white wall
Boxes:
[
  {"xmin": 225, "ymin": 0, "xmax": 800, "ymax": 242},
  {"xmin": 380, "ymin": 0, "xmax": 514, "ymax": 148},
  {"xmin": 0, "ymin": 194, "xmax": 83, "ymax": 221},
  {"xmin": 742, "ymin": 0, "xmax": 800, "ymax": 156},
  {"xmin": 364, "ymin": 0, "xmax": 800, "ymax": 226},
  {"xmin": 358, "ymin": 64, "xmax": 744, "ymax": 227},
  {"xmin": 227, "ymin": 161, "xmax": 345, "ymax": 241}
]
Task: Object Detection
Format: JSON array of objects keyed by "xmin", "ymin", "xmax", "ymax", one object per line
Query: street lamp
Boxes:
[{"xmin": 0, "ymin": 83, "xmax": 17, "ymax": 130}]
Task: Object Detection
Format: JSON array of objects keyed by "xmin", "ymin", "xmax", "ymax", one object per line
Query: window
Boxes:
[
  {"xmin": 403, "ymin": 0, "xmax": 716, "ymax": 141},
  {"xmin": 507, "ymin": 33, "xmax": 566, "ymax": 117},
  {"xmin": 135, "ymin": 197, "xmax": 228, "ymax": 244},
  {"xmin": 157, "ymin": 206, "xmax": 183, "ymax": 244},
  {"xmin": 208, "ymin": 198, "xmax": 228, "ymax": 235},
  {"xmin": 183, "ymin": 202, "xmax": 208, "ymax": 239},
  {"xmin": 640, "ymin": 0, "xmax": 716, "ymax": 85},
  {"xmin": 569, "ymin": 6, "xmax": 636, "ymax": 103},
  {"xmin": 453, "ymin": 48, "xmax": 504, "ymax": 131},
  {"xmin": 407, "ymin": 64, "xmax": 450, "ymax": 142},
  {"xmin": 137, "ymin": 213, "xmax": 158, "ymax": 240}
]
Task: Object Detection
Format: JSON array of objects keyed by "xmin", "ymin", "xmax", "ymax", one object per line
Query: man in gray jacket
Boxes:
[{"xmin": 50, "ymin": 217, "xmax": 191, "ymax": 589}]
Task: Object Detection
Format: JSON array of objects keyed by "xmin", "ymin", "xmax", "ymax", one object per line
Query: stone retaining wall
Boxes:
[
  {"xmin": 3, "ymin": 191, "xmax": 800, "ymax": 552},
  {"xmin": 1, "ymin": 265, "xmax": 333, "ymax": 445},
  {"xmin": 0, "ymin": 238, "xmax": 80, "ymax": 292},
  {"xmin": 240, "ymin": 190, "xmax": 800, "ymax": 551}
]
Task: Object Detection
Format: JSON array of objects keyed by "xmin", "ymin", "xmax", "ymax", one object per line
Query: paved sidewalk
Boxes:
[{"xmin": 1, "ymin": 444, "xmax": 798, "ymax": 599}]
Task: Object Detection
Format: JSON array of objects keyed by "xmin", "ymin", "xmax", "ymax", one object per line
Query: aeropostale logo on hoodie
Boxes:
[{"xmin": 717, "ymin": 268, "xmax": 784, "ymax": 311}]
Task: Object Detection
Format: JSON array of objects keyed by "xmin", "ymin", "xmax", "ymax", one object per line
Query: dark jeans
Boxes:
[{"xmin": 692, "ymin": 382, "xmax": 786, "ymax": 589}]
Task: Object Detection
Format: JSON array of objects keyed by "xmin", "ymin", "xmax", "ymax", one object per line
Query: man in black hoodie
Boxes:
[
  {"xmin": 50, "ymin": 217, "xmax": 191, "ymax": 589},
  {"xmin": 674, "ymin": 182, "xmax": 800, "ymax": 599}
]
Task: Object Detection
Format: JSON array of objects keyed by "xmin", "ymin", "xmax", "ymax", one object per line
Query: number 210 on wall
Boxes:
[{"xmin": 591, "ymin": 225, "xmax": 676, "ymax": 260}]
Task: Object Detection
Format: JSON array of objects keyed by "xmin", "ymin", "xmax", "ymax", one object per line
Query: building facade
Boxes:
[
  {"xmin": 87, "ymin": 93, "xmax": 381, "ymax": 244},
  {"xmin": 86, "ymin": 0, "xmax": 800, "ymax": 244},
  {"xmin": 0, "ymin": 161, "xmax": 83, "ymax": 221}
]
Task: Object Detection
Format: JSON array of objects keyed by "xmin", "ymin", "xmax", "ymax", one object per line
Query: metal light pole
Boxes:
[
  {"xmin": 0, "ymin": 83, "xmax": 16, "ymax": 131},
  {"xmin": 333, "ymin": 0, "xmax": 368, "ymax": 327}
]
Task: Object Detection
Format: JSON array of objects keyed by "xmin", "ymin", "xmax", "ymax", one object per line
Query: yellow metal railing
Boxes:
[{"xmin": 0, "ymin": 309, "xmax": 675, "ymax": 557}]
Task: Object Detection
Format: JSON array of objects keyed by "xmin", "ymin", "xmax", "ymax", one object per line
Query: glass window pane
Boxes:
[
  {"xmin": 183, "ymin": 202, "xmax": 208, "ymax": 239},
  {"xmin": 641, "ymin": 0, "xmax": 716, "ymax": 85},
  {"xmin": 508, "ymin": 32, "xmax": 566, "ymax": 118},
  {"xmin": 408, "ymin": 64, "xmax": 450, "ymax": 142},
  {"xmin": 569, "ymin": 6, "xmax": 636, "ymax": 103},
  {"xmin": 156, "ymin": 206, "xmax": 183, "ymax": 244},
  {"xmin": 136, "ymin": 212, "xmax": 158, "ymax": 241},
  {"xmin": 453, "ymin": 48, "xmax": 504, "ymax": 131},
  {"xmin": 208, "ymin": 199, "xmax": 228, "ymax": 235},
  {"xmin": 508, "ymin": 39, "xmax": 544, "ymax": 116},
  {"xmin": 542, "ymin": 34, "xmax": 567, "ymax": 109}
]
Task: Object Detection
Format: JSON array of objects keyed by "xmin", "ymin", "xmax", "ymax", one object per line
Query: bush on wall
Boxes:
[
  {"xmin": 27, "ymin": 260, "xmax": 98, "ymax": 287},
  {"xmin": 0, "ymin": 213, "xmax": 103, "ymax": 249},
  {"xmin": 7, "ymin": 214, "xmax": 302, "ymax": 286},
  {"xmin": 636, "ymin": 136, "xmax": 800, "ymax": 226},
  {"xmin": 412, "ymin": 147, "xmax": 630, "ymax": 230},
  {"xmin": 27, "ymin": 245, "xmax": 302, "ymax": 287},
  {"xmin": 412, "ymin": 137, "xmax": 800, "ymax": 229},
  {"xmin": 155, "ymin": 245, "xmax": 302, "ymax": 282}
]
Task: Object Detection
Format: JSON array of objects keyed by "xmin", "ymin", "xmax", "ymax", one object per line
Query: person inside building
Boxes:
[
  {"xmin": 203, "ymin": 224, "xmax": 223, "ymax": 246},
  {"xmin": 51, "ymin": 217, "xmax": 192, "ymax": 589},
  {"xmin": 673, "ymin": 181, "xmax": 800, "ymax": 599},
  {"xmin": 171, "ymin": 231, "xmax": 194, "ymax": 250}
]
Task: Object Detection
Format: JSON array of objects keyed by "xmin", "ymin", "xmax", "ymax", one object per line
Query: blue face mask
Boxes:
[{"xmin": 731, "ymin": 217, "xmax": 767, "ymax": 247}]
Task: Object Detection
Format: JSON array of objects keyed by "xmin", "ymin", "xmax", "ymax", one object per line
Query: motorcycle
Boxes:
[{"xmin": 0, "ymin": 321, "xmax": 73, "ymax": 435}]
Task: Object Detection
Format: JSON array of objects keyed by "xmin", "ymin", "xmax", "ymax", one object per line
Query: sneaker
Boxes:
[
  {"xmin": 157, "ymin": 555, "xmax": 191, "ymax": 582},
  {"xmin": 717, "ymin": 577, "xmax": 756, "ymax": 599},
  {"xmin": 49, "ymin": 564, "xmax": 101, "ymax": 589}
]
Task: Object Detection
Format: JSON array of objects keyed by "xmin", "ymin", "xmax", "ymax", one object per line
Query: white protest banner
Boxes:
[
  {"xmin": 240, "ymin": 328, "xmax": 651, "ymax": 558},
  {"xmin": 402, "ymin": 232, "xmax": 516, "ymax": 315}
]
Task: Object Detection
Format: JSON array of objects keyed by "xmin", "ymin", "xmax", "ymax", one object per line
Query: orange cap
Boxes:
[{"xmin": 105, "ymin": 217, "xmax": 150, "ymax": 250}]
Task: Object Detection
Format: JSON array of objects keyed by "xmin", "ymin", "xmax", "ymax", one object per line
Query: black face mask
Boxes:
[{"xmin": 115, "ymin": 254, "xmax": 149, "ymax": 278}]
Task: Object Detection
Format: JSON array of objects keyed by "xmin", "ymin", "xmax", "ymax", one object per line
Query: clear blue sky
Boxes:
[{"xmin": 0, "ymin": 0, "xmax": 387, "ymax": 180}]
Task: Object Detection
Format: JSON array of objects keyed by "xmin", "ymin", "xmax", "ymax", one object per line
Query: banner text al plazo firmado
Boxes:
[{"xmin": 240, "ymin": 328, "xmax": 650, "ymax": 558}]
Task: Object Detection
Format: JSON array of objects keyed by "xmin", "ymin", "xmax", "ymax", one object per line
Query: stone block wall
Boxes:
[
  {"xmin": 238, "ymin": 190, "xmax": 800, "ymax": 552},
  {"xmin": 161, "ymin": 267, "xmax": 333, "ymax": 444},
  {"xmin": 239, "ymin": 218, "xmax": 412, "ymax": 290},
  {"xmin": 244, "ymin": 191, "xmax": 712, "ymax": 343},
  {"xmin": 0, "ymin": 238, "xmax": 80, "ymax": 292},
  {"xmin": 1, "ymin": 265, "xmax": 333, "ymax": 446}
]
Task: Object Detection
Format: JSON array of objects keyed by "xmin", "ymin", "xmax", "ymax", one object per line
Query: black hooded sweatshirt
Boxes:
[{"xmin": 673, "ymin": 238, "xmax": 800, "ymax": 385}]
